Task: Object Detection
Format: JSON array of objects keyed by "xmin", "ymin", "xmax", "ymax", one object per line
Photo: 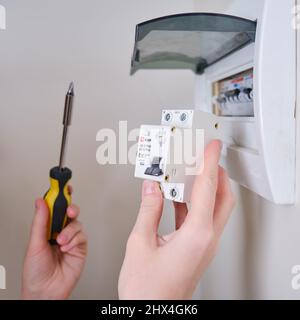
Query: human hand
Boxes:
[
  {"xmin": 118, "ymin": 140, "xmax": 235, "ymax": 300},
  {"xmin": 22, "ymin": 188, "xmax": 87, "ymax": 299}
]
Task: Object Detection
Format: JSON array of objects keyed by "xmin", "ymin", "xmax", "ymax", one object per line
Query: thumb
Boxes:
[
  {"xmin": 133, "ymin": 180, "xmax": 163, "ymax": 239},
  {"xmin": 28, "ymin": 199, "xmax": 49, "ymax": 251}
]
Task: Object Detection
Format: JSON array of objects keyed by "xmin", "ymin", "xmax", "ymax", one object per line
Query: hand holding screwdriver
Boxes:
[
  {"xmin": 22, "ymin": 81, "xmax": 87, "ymax": 300},
  {"xmin": 44, "ymin": 82, "xmax": 74, "ymax": 244}
]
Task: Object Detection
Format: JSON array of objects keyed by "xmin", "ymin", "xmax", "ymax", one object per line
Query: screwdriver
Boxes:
[{"xmin": 44, "ymin": 82, "xmax": 74, "ymax": 244}]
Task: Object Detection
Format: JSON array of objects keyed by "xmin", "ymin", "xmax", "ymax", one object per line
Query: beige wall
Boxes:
[
  {"xmin": 0, "ymin": 0, "xmax": 195, "ymax": 299},
  {"xmin": 194, "ymin": 0, "xmax": 300, "ymax": 300}
]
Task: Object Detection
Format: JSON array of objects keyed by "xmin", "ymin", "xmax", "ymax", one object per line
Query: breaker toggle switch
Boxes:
[{"xmin": 144, "ymin": 157, "xmax": 164, "ymax": 177}]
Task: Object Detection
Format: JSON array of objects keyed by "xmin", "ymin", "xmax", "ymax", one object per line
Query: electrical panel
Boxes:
[{"xmin": 132, "ymin": 0, "xmax": 296, "ymax": 204}]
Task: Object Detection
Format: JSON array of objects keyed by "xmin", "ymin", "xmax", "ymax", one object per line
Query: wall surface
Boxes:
[
  {"xmin": 0, "ymin": 0, "xmax": 194, "ymax": 299},
  {"xmin": 194, "ymin": 0, "xmax": 300, "ymax": 300}
]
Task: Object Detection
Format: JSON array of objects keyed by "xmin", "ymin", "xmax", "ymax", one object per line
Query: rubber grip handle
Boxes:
[{"xmin": 44, "ymin": 167, "xmax": 72, "ymax": 245}]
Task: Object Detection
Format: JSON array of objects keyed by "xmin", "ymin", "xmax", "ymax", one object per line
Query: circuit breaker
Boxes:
[
  {"xmin": 135, "ymin": 122, "xmax": 202, "ymax": 202},
  {"xmin": 135, "ymin": 108, "xmax": 250, "ymax": 202}
]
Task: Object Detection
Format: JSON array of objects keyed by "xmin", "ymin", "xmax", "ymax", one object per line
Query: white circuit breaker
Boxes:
[
  {"xmin": 135, "ymin": 108, "xmax": 254, "ymax": 202},
  {"xmin": 135, "ymin": 127, "xmax": 195, "ymax": 202},
  {"xmin": 135, "ymin": 121, "xmax": 201, "ymax": 202}
]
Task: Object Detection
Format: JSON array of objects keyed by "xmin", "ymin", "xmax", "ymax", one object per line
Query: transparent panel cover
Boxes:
[{"xmin": 131, "ymin": 13, "xmax": 256, "ymax": 74}]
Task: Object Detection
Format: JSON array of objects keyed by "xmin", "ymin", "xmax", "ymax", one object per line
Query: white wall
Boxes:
[
  {"xmin": 0, "ymin": 0, "xmax": 195, "ymax": 299},
  {"xmin": 194, "ymin": 0, "xmax": 300, "ymax": 300}
]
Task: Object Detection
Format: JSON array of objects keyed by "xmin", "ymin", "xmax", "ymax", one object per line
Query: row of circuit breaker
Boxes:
[
  {"xmin": 213, "ymin": 68, "xmax": 254, "ymax": 117},
  {"xmin": 217, "ymin": 87, "xmax": 253, "ymax": 105}
]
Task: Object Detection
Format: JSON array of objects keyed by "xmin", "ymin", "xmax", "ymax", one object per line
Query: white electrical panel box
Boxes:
[{"xmin": 132, "ymin": 0, "xmax": 296, "ymax": 205}]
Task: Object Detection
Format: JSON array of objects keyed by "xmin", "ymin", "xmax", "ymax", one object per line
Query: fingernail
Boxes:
[
  {"xmin": 57, "ymin": 234, "xmax": 67, "ymax": 244},
  {"xmin": 143, "ymin": 180, "xmax": 156, "ymax": 195}
]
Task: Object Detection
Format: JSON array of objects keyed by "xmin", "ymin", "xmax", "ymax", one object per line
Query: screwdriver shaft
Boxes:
[
  {"xmin": 59, "ymin": 82, "xmax": 74, "ymax": 169},
  {"xmin": 59, "ymin": 125, "xmax": 68, "ymax": 169}
]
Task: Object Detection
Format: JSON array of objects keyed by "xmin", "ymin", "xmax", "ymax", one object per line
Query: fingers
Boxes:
[
  {"xmin": 56, "ymin": 220, "xmax": 82, "ymax": 246},
  {"xmin": 132, "ymin": 180, "xmax": 163, "ymax": 240},
  {"xmin": 28, "ymin": 199, "xmax": 50, "ymax": 251},
  {"xmin": 213, "ymin": 167, "xmax": 235, "ymax": 236},
  {"xmin": 189, "ymin": 140, "xmax": 222, "ymax": 227},
  {"xmin": 60, "ymin": 231, "xmax": 87, "ymax": 252},
  {"xmin": 173, "ymin": 202, "xmax": 188, "ymax": 230},
  {"xmin": 67, "ymin": 204, "xmax": 80, "ymax": 220},
  {"xmin": 57, "ymin": 218, "xmax": 87, "ymax": 253},
  {"xmin": 56, "ymin": 200, "xmax": 86, "ymax": 253}
]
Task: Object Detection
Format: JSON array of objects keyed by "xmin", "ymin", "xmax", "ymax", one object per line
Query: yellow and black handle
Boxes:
[{"xmin": 44, "ymin": 166, "xmax": 72, "ymax": 245}]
